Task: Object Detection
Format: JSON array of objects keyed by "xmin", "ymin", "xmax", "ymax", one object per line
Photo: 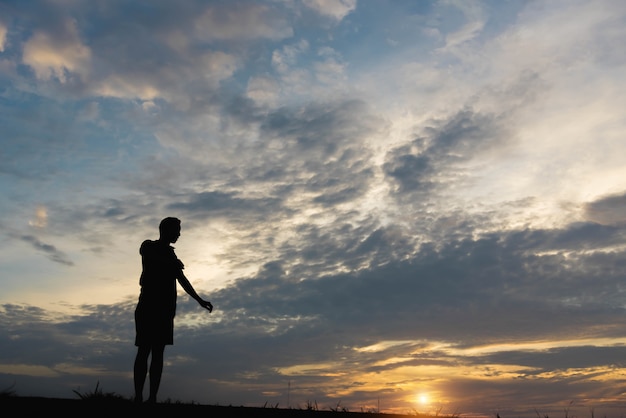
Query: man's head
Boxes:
[{"xmin": 159, "ymin": 217, "xmax": 181, "ymax": 243}]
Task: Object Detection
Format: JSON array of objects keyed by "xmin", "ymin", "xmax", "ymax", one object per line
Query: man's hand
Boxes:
[{"xmin": 200, "ymin": 299, "xmax": 213, "ymax": 313}]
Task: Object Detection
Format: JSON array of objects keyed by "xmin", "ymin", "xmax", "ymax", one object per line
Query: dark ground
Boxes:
[{"xmin": 1, "ymin": 396, "xmax": 427, "ymax": 418}]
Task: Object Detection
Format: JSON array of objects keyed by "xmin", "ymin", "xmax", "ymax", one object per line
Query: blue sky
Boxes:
[{"xmin": 2, "ymin": 0, "xmax": 626, "ymax": 416}]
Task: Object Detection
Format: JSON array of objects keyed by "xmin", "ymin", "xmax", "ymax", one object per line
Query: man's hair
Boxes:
[{"xmin": 159, "ymin": 217, "xmax": 181, "ymax": 234}]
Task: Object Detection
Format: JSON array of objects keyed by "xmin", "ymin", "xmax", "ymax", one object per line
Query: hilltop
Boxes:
[{"xmin": 0, "ymin": 395, "xmax": 435, "ymax": 418}]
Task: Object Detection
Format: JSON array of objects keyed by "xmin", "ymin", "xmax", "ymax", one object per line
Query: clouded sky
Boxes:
[{"xmin": 2, "ymin": 0, "xmax": 626, "ymax": 416}]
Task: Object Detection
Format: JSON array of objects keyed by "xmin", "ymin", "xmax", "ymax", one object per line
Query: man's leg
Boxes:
[
  {"xmin": 147, "ymin": 344, "xmax": 166, "ymax": 403},
  {"xmin": 133, "ymin": 345, "xmax": 151, "ymax": 402}
]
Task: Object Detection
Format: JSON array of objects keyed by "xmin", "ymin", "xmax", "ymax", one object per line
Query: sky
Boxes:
[{"xmin": 1, "ymin": 0, "xmax": 626, "ymax": 416}]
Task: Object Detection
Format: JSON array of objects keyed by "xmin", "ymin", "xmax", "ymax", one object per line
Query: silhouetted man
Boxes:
[{"xmin": 133, "ymin": 217, "xmax": 213, "ymax": 403}]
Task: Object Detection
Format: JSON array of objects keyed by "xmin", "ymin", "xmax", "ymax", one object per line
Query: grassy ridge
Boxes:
[
  {"xmin": 0, "ymin": 384, "xmax": 435, "ymax": 418},
  {"xmin": 0, "ymin": 396, "xmax": 439, "ymax": 418}
]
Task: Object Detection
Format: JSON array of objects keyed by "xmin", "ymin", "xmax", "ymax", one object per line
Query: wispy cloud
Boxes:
[{"xmin": 18, "ymin": 235, "xmax": 74, "ymax": 266}]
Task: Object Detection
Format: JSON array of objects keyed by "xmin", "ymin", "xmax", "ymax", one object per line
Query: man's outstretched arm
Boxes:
[{"xmin": 178, "ymin": 272, "xmax": 213, "ymax": 312}]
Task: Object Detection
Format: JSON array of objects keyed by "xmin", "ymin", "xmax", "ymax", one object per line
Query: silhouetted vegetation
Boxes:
[
  {"xmin": 72, "ymin": 381, "xmax": 127, "ymax": 403},
  {"xmin": 0, "ymin": 383, "xmax": 16, "ymax": 398}
]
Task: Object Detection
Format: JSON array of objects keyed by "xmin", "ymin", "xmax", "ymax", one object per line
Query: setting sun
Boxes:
[{"xmin": 417, "ymin": 393, "xmax": 430, "ymax": 405}]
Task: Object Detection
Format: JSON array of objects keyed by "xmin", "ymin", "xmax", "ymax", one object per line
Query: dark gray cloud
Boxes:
[
  {"xmin": 383, "ymin": 109, "xmax": 508, "ymax": 196},
  {"xmin": 243, "ymin": 99, "xmax": 380, "ymax": 193},
  {"xmin": 211, "ymin": 221, "xmax": 626, "ymax": 345},
  {"xmin": 17, "ymin": 234, "xmax": 73, "ymax": 266},
  {"xmin": 479, "ymin": 345, "xmax": 626, "ymax": 372},
  {"xmin": 583, "ymin": 192, "xmax": 626, "ymax": 226},
  {"xmin": 167, "ymin": 191, "xmax": 286, "ymax": 222}
]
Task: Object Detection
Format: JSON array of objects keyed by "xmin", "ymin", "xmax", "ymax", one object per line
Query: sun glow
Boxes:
[{"xmin": 417, "ymin": 393, "xmax": 429, "ymax": 405}]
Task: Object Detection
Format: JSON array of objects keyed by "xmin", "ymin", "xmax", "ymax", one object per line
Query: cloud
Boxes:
[
  {"xmin": 209, "ymin": 218, "xmax": 626, "ymax": 345},
  {"xmin": 194, "ymin": 3, "xmax": 293, "ymax": 41},
  {"xmin": 302, "ymin": 0, "xmax": 357, "ymax": 22},
  {"xmin": 167, "ymin": 191, "xmax": 285, "ymax": 223},
  {"xmin": 28, "ymin": 206, "xmax": 48, "ymax": 229},
  {"xmin": 147, "ymin": 97, "xmax": 381, "ymax": 193},
  {"xmin": 583, "ymin": 192, "xmax": 626, "ymax": 226},
  {"xmin": 18, "ymin": 235, "xmax": 73, "ymax": 266},
  {"xmin": 0, "ymin": 302, "xmax": 134, "ymax": 397},
  {"xmin": 444, "ymin": 20, "xmax": 484, "ymax": 49},
  {"xmin": 272, "ymin": 40, "xmax": 310, "ymax": 74},
  {"xmin": 0, "ymin": 22, "xmax": 7, "ymax": 52},
  {"xmin": 246, "ymin": 75, "xmax": 281, "ymax": 106},
  {"xmin": 9, "ymin": 2, "xmax": 261, "ymax": 104},
  {"xmin": 383, "ymin": 108, "xmax": 508, "ymax": 195},
  {"xmin": 91, "ymin": 38, "xmax": 238, "ymax": 102},
  {"xmin": 22, "ymin": 18, "xmax": 91, "ymax": 83},
  {"xmin": 440, "ymin": 0, "xmax": 486, "ymax": 49}
]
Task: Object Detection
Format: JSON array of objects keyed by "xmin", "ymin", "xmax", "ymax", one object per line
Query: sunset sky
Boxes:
[{"xmin": 2, "ymin": 0, "xmax": 626, "ymax": 416}]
